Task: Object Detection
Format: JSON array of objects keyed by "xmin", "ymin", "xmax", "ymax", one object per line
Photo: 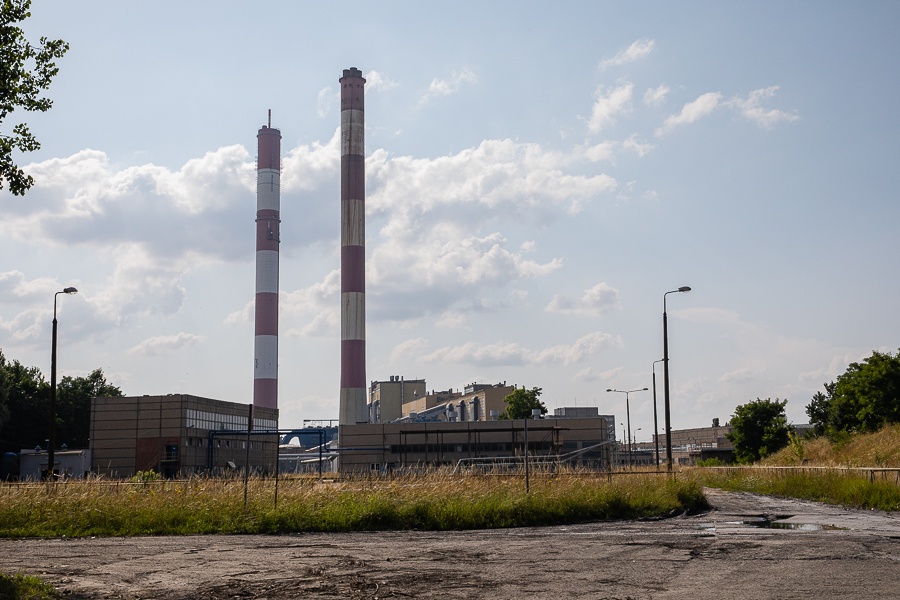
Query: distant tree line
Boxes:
[
  {"xmin": 726, "ymin": 349, "xmax": 900, "ymax": 464},
  {"xmin": 0, "ymin": 349, "xmax": 122, "ymax": 454},
  {"xmin": 806, "ymin": 349, "xmax": 900, "ymax": 439}
]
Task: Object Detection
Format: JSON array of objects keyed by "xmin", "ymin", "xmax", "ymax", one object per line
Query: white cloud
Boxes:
[
  {"xmin": 365, "ymin": 70, "xmax": 399, "ymax": 92},
  {"xmin": 588, "ymin": 82, "xmax": 634, "ymax": 134},
  {"xmin": 390, "ymin": 337, "xmax": 429, "ymax": 363},
  {"xmin": 600, "ymin": 39, "xmax": 655, "ymax": 70},
  {"xmin": 129, "ymin": 332, "xmax": 204, "ymax": 356},
  {"xmin": 316, "ymin": 87, "xmax": 336, "ymax": 118},
  {"xmin": 420, "ymin": 68, "xmax": 477, "ymax": 104},
  {"xmin": 584, "ymin": 142, "xmax": 616, "ymax": 162},
  {"xmin": 643, "ymin": 84, "xmax": 669, "ymax": 107},
  {"xmin": 655, "ymin": 87, "xmax": 798, "ymax": 136},
  {"xmin": 422, "ymin": 331, "xmax": 619, "ymax": 367},
  {"xmin": 546, "ymin": 282, "xmax": 622, "ymax": 316},
  {"xmin": 655, "ymin": 92, "xmax": 722, "ymax": 136},
  {"xmin": 728, "ymin": 86, "xmax": 799, "ymax": 128},
  {"xmin": 574, "ymin": 365, "xmax": 624, "ymax": 382},
  {"xmin": 622, "ymin": 134, "xmax": 655, "ymax": 157}
]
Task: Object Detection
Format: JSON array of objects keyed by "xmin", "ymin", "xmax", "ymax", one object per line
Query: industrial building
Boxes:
[
  {"xmin": 369, "ymin": 376, "xmax": 427, "ymax": 422},
  {"xmin": 90, "ymin": 395, "xmax": 278, "ymax": 478},
  {"xmin": 339, "ymin": 416, "xmax": 614, "ymax": 473},
  {"xmin": 396, "ymin": 382, "xmax": 516, "ymax": 423}
]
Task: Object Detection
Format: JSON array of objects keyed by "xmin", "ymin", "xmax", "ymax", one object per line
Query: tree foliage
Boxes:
[
  {"xmin": 1, "ymin": 0, "xmax": 69, "ymax": 195},
  {"xmin": 0, "ymin": 350, "xmax": 122, "ymax": 453},
  {"xmin": 502, "ymin": 386, "xmax": 547, "ymax": 419},
  {"xmin": 806, "ymin": 349, "xmax": 900, "ymax": 438},
  {"xmin": 726, "ymin": 398, "xmax": 790, "ymax": 464}
]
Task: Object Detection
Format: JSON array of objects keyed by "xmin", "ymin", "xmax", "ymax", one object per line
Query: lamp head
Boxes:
[
  {"xmin": 678, "ymin": 286, "xmax": 691, "ymax": 293},
  {"xmin": 641, "ymin": 387, "xmax": 648, "ymax": 391},
  {"xmin": 606, "ymin": 388, "xmax": 613, "ymax": 392},
  {"xmin": 63, "ymin": 287, "xmax": 78, "ymax": 294}
]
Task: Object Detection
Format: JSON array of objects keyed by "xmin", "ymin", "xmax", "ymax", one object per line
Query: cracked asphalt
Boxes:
[{"xmin": 1, "ymin": 488, "xmax": 898, "ymax": 599}]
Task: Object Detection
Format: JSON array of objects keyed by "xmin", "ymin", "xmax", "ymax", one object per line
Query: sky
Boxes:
[{"xmin": 2, "ymin": 1, "xmax": 899, "ymax": 439}]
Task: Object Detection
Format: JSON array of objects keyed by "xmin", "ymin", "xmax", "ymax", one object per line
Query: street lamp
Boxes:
[
  {"xmin": 663, "ymin": 286, "xmax": 691, "ymax": 472},
  {"xmin": 651, "ymin": 359, "xmax": 664, "ymax": 470},
  {"xmin": 607, "ymin": 387, "xmax": 648, "ymax": 469},
  {"xmin": 632, "ymin": 427, "xmax": 642, "ymax": 466},
  {"xmin": 47, "ymin": 286, "xmax": 77, "ymax": 479}
]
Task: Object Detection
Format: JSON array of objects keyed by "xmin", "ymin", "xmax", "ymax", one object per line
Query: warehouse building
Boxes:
[{"xmin": 90, "ymin": 394, "xmax": 278, "ymax": 478}]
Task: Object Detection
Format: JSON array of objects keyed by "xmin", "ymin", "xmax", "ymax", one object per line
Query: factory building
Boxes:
[
  {"xmin": 339, "ymin": 416, "xmax": 614, "ymax": 473},
  {"xmin": 369, "ymin": 376, "xmax": 427, "ymax": 423},
  {"xmin": 90, "ymin": 395, "xmax": 278, "ymax": 478},
  {"xmin": 398, "ymin": 382, "xmax": 516, "ymax": 423}
]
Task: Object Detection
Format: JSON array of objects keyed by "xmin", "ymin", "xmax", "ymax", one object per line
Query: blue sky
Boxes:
[{"xmin": 2, "ymin": 1, "xmax": 899, "ymax": 437}]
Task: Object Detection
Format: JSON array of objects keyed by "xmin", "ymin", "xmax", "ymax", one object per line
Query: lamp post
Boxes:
[
  {"xmin": 663, "ymin": 286, "xmax": 691, "ymax": 472},
  {"xmin": 651, "ymin": 359, "xmax": 663, "ymax": 470},
  {"xmin": 47, "ymin": 287, "xmax": 78, "ymax": 480},
  {"xmin": 607, "ymin": 387, "xmax": 647, "ymax": 469},
  {"xmin": 632, "ymin": 427, "xmax": 642, "ymax": 466}
]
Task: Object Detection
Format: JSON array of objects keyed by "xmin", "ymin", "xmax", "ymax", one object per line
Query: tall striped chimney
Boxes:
[
  {"xmin": 254, "ymin": 111, "xmax": 281, "ymax": 410},
  {"xmin": 339, "ymin": 67, "xmax": 368, "ymax": 425}
]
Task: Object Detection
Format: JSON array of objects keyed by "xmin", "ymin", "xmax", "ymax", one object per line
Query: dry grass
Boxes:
[
  {"xmin": 0, "ymin": 470, "xmax": 707, "ymax": 538},
  {"xmin": 762, "ymin": 424, "xmax": 900, "ymax": 467}
]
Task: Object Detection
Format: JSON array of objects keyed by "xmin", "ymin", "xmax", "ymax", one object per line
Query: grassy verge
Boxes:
[
  {"xmin": 693, "ymin": 468, "xmax": 900, "ymax": 511},
  {"xmin": 0, "ymin": 472, "xmax": 708, "ymax": 538},
  {"xmin": 0, "ymin": 573, "xmax": 61, "ymax": 600}
]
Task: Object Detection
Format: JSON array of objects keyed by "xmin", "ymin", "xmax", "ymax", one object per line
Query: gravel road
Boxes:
[{"xmin": 1, "ymin": 488, "xmax": 899, "ymax": 599}]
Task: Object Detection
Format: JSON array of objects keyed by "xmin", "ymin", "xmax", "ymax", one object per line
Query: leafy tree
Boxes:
[
  {"xmin": 806, "ymin": 350, "xmax": 900, "ymax": 437},
  {"xmin": 502, "ymin": 386, "xmax": 547, "ymax": 419},
  {"xmin": 1, "ymin": 0, "xmax": 69, "ymax": 195},
  {"xmin": 56, "ymin": 368, "xmax": 123, "ymax": 448},
  {"xmin": 726, "ymin": 398, "xmax": 790, "ymax": 464},
  {"xmin": 0, "ymin": 350, "xmax": 49, "ymax": 454},
  {"xmin": 0, "ymin": 350, "xmax": 122, "ymax": 452}
]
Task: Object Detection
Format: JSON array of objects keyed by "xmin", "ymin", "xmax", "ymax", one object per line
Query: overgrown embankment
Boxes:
[
  {"xmin": 0, "ymin": 472, "xmax": 708, "ymax": 538},
  {"xmin": 693, "ymin": 425, "xmax": 900, "ymax": 511},
  {"xmin": 763, "ymin": 423, "xmax": 900, "ymax": 467}
]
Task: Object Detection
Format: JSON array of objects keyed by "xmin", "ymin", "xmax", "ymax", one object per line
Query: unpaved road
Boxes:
[{"xmin": 1, "ymin": 489, "xmax": 899, "ymax": 599}]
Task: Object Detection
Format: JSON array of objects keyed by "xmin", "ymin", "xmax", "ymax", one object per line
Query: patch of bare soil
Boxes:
[{"xmin": 2, "ymin": 489, "xmax": 899, "ymax": 599}]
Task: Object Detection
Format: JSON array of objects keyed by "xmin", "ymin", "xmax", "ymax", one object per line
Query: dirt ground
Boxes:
[{"xmin": 1, "ymin": 488, "xmax": 899, "ymax": 599}]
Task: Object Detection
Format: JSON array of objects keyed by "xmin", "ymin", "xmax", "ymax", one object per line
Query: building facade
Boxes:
[
  {"xmin": 339, "ymin": 417, "xmax": 613, "ymax": 473},
  {"xmin": 90, "ymin": 395, "xmax": 278, "ymax": 478},
  {"xmin": 369, "ymin": 376, "xmax": 427, "ymax": 423},
  {"xmin": 399, "ymin": 382, "xmax": 515, "ymax": 423}
]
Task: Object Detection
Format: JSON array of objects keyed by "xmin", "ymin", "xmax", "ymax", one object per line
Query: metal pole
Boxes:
[
  {"xmin": 47, "ymin": 300, "xmax": 58, "ymax": 480},
  {"xmin": 625, "ymin": 393, "xmax": 632, "ymax": 468},
  {"xmin": 652, "ymin": 359, "xmax": 663, "ymax": 471},
  {"xmin": 663, "ymin": 286, "xmax": 691, "ymax": 472},
  {"xmin": 47, "ymin": 287, "xmax": 76, "ymax": 480},
  {"xmin": 524, "ymin": 417, "xmax": 530, "ymax": 493},
  {"xmin": 663, "ymin": 302, "xmax": 672, "ymax": 472},
  {"xmin": 243, "ymin": 404, "xmax": 253, "ymax": 509}
]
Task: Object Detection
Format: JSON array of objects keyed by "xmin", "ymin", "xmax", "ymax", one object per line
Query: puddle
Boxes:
[{"xmin": 733, "ymin": 517, "xmax": 846, "ymax": 531}]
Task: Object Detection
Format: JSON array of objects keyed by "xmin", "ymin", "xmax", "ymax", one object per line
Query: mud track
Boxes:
[{"xmin": 2, "ymin": 489, "xmax": 899, "ymax": 599}]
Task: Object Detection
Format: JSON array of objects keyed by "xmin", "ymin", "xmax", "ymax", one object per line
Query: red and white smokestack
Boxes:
[
  {"xmin": 254, "ymin": 113, "xmax": 281, "ymax": 410},
  {"xmin": 339, "ymin": 67, "xmax": 368, "ymax": 424}
]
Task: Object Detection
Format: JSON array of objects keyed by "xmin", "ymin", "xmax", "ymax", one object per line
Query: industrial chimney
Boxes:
[
  {"xmin": 254, "ymin": 111, "xmax": 281, "ymax": 410},
  {"xmin": 339, "ymin": 67, "xmax": 368, "ymax": 425}
]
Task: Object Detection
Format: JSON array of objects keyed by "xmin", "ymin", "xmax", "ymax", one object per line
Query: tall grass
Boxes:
[
  {"xmin": 0, "ymin": 471, "xmax": 708, "ymax": 538},
  {"xmin": 690, "ymin": 425, "xmax": 900, "ymax": 511},
  {"xmin": 693, "ymin": 468, "xmax": 900, "ymax": 512},
  {"xmin": 763, "ymin": 424, "xmax": 900, "ymax": 467}
]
